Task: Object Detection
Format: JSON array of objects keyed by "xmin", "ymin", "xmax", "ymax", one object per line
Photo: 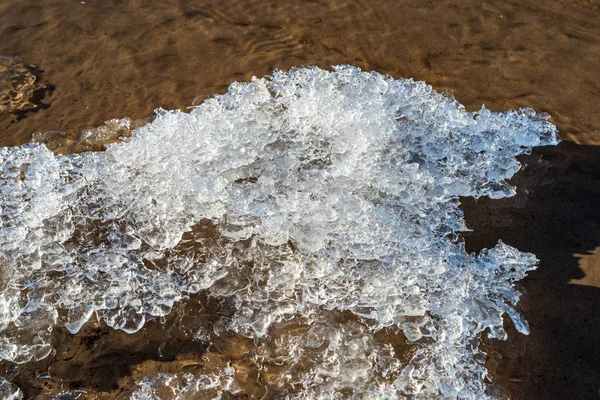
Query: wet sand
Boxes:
[{"xmin": 0, "ymin": 0, "xmax": 599, "ymax": 398}]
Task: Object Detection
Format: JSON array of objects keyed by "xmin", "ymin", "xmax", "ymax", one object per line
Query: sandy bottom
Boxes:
[{"xmin": 0, "ymin": 0, "xmax": 599, "ymax": 398}]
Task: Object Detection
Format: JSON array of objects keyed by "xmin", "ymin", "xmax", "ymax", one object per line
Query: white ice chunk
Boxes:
[{"xmin": 0, "ymin": 65, "xmax": 559, "ymax": 398}]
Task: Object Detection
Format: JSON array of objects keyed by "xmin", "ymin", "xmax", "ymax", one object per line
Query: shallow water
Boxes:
[
  {"xmin": 0, "ymin": 1, "xmax": 599, "ymax": 399},
  {"xmin": 1, "ymin": 0, "xmax": 599, "ymax": 147}
]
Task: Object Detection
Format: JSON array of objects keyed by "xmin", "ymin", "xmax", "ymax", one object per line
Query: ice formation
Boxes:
[
  {"xmin": 129, "ymin": 371, "xmax": 240, "ymax": 399},
  {"xmin": 0, "ymin": 377, "xmax": 22, "ymax": 400},
  {"xmin": 0, "ymin": 56, "xmax": 54, "ymax": 119},
  {"xmin": 0, "ymin": 66, "xmax": 559, "ymax": 398}
]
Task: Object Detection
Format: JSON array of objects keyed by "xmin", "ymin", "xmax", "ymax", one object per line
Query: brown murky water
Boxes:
[{"xmin": 0, "ymin": 0, "xmax": 599, "ymax": 398}]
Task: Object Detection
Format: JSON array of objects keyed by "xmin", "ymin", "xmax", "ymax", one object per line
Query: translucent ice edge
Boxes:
[
  {"xmin": 0, "ymin": 66, "xmax": 559, "ymax": 398},
  {"xmin": 0, "ymin": 377, "xmax": 22, "ymax": 400}
]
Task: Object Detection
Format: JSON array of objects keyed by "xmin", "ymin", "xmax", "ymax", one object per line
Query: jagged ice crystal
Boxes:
[{"xmin": 0, "ymin": 66, "xmax": 559, "ymax": 398}]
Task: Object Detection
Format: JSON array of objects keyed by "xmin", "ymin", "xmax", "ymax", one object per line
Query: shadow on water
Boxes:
[{"xmin": 461, "ymin": 141, "xmax": 600, "ymax": 399}]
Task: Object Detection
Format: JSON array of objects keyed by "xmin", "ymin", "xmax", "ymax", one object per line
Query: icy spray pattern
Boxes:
[{"xmin": 0, "ymin": 66, "xmax": 559, "ymax": 398}]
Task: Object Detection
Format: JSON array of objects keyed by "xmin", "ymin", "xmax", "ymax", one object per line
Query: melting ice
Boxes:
[{"xmin": 0, "ymin": 66, "xmax": 559, "ymax": 398}]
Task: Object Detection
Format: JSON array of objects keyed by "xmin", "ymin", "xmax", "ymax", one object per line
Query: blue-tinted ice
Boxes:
[{"xmin": 0, "ymin": 66, "xmax": 559, "ymax": 398}]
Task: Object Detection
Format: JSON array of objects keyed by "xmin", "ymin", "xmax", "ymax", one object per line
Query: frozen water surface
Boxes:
[{"xmin": 0, "ymin": 66, "xmax": 559, "ymax": 398}]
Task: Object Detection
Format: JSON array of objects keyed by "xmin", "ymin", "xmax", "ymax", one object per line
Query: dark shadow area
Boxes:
[{"xmin": 461, "ymin": 141, "xmax": 600, "ymax": 399}]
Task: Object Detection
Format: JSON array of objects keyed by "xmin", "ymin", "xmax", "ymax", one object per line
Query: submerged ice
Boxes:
[{"xmin": 0, "ymin": 66, "xmax": 559, "ymax": 398}]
